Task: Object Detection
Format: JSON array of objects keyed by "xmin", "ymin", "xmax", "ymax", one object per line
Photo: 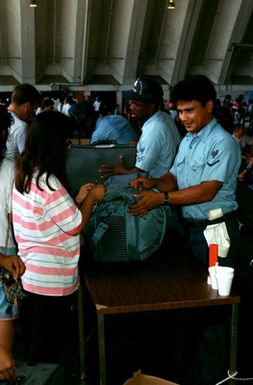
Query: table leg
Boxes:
[
  {"xmin": 229, "ymin": 303, "xmax": 238, "ymax": 384},
  {"xmin": 97, "ymin": 314, "xmax": 106, "ymax": 385},
  {"xmin": 77, "ymin": 285, "xmax": 87, "ymax": 382}
]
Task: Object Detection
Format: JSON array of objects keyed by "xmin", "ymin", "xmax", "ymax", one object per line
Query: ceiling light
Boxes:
[
  {"xmin": 167, "ymin": 0, "xmax": 176, "ymax": 10},
  {"xmin": 29, "ymin": 0, "xmax": 38, "ymax": 7}
]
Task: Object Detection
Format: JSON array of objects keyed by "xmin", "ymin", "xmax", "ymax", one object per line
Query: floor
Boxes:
[
  {"xmin": 13, "ymin": 301, "xmax": 81, "ymax": 385},
  {"xmin": 12, "ymin": 182, "xmax": 253, "ymax": 385}
]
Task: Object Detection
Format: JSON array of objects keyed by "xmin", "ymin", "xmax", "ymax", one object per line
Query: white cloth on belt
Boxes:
[{"xmin": 203, "ymin": 208, "xmax": 231, "ymax": 258}]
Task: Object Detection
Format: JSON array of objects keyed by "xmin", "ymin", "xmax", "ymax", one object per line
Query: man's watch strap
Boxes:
[{"xmin": 163, "ymin": 192, "xmax": 169, "ymax": 205}]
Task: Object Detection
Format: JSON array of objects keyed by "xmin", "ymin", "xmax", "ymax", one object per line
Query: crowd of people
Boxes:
[{"xmin": 0, "ymin": 75, "xmax": 252, "ymax": 382}]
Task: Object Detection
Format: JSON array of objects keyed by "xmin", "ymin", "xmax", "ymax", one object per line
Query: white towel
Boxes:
[{"xmin": 204, "ymin": 208, "xmax": 230, "ymax": 258}]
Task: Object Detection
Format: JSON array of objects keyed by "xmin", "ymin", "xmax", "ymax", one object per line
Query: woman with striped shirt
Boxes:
[{"xmin": 12, "ymin": 111, "xmax": 105, "ymax": 364}]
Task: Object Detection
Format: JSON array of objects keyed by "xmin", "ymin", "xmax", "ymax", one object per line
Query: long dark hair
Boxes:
[
  {"xmin": 0, "ymin": 105, "xmax": 13, "ymax": 166},
  {"xmin": 15, "ymin": 111, "xmax": 75, "ymax": 193}
]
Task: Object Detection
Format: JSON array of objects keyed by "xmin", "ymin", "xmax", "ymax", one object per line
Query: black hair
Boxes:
[
  {"xmin": 233, "ymin": 123, "xmax": 244, "ymax": 132},
  {"xmin": 11, "ymin": 83, "xmax": 41, "ymax": 106},
  {"xmin": 171, "ymin": 74, "xmax": 217, "ymax": 107},
  {"xmin": 15, "ymin": 111, "xmax": 75, "ymax": 193},
  {"xmin": 98, "ymin": 103, "xmax": 114, "ymax": 116},
  {"xmin": 41, "ymin": 98, "xmax": 54, "ymax": 109}
]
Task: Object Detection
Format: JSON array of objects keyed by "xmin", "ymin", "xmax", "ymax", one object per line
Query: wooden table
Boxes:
[{"xmin": 83, "ymin": 254, "xmax": 240, "ymax": 385}]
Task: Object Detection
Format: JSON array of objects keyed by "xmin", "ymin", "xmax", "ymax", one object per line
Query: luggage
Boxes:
[
  {"xmin": 83, "ymin": 183, "xmax": 169, "ymax": 262},
  {"xmin": 66, "ymin": 143, "xmax": 136, "ymax": 196},
  {"xmin": 0, "ymin": 361, "xmax": 64, "ymax": 385}
]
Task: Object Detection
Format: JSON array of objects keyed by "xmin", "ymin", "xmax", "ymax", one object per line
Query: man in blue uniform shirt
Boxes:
[
  {"xmin": 91, "ymin": 104, "xmax": 138, "ymax": 145},
  {"xmin": 100, "ymin": 76, "xmax": 181, "ymax": 179},
  {"xmin": 129, "ymin": 74, "xmax": 241, "ymax": 267},
  {"xmin": 129, "ymin": 74, "xmax": 241, "ymax": 385}
]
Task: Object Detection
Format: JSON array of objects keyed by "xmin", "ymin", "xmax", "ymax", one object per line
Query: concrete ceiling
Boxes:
[{"xmin": 0, "ymin": 0, "xmax": 253, "ymax": 96}]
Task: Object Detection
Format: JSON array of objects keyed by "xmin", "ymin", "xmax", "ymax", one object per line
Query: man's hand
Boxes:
[
  {"xmin": 128, "ymin": 191, "xmax": 163, "ymax": 217},
  {"xmin": 0, "ymin": 345, "xmax": 16, "ymax": 381},
  {"xmin": 130, "ymin": 177, "xmax": 154, "ymax": 191},
  {"xmin": 0, "ymin": 254, "xmax": 25, "ymax": 280},
  {"xmin": 99, "ymin": 155, "xmax": 128, "ymax": 179}
]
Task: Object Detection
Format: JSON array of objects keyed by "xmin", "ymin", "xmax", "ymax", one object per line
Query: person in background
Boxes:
[
  {"xmin": 232, "ymin": 124, "xmax": 253, "ymax": 182},
  {"xmin": 236, "ymin": 125, "xmax": 253, "ymax": 155},
  {"xmin": 91, "ymin": 103, "xmax": 138, "ymax": 145},
  {"xmin": 100, "ymin": 76, "xmax": 181, "ymax": 179},
  {"xmin": 6, "ymin": 84, "xmax": 41, "ymax": 160},
  {"xmin": 93, "ymin": 96, "xmax": 101, "ymax": 119},
  {"xmin": 0, "ymin": 105, "xmax": 26, "ymax": 382},
  {"xmin": 68, "ymin": 93, "xmax": 96, "ymax": 139},
  {"xmin": 12, "ymin": 111, "xmax": 105, "ymax": 364},
  {"xmin": 36, "ymin": 97, "xmax": 55, "ymax": 115},
  {"xmin": 114, "ymin": 103, "xmax": 121, "ymax": 115},
  {"xmin": 57, "ymin": 96, "xmax": 64, "ymax": 113},
  {"xmin": 248, "ymin": 99, "xmax": 253, "ymax": 133},
  {"xmin": 223, "ymin": 94, "xmax": 233, "ymax": 110},
  {"xmin": 168, "ymin": 101, "xmax": 178, "ymax": 121},
  {"xmin": 232, "ymin": 123, "xmax": 244, "ymax": 143},
  {"xmin": 62, "ymin": 95, "xmax": 74, "ymax": 117}
]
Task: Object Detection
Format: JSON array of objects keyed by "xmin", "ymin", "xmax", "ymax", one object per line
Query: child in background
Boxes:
[{"xmin": 12, "ymin": 111, "xmax": 105, "ymax": 364}]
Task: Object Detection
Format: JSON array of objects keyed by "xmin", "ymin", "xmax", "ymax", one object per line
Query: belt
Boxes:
[{"xmin": 183, "ymin": 211, "xmax": 237, "ymax": 229}]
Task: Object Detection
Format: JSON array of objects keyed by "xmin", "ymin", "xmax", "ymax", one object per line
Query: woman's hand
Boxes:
[
  {"xmin": 88, "ymin": 184, "xmax": 106, "ymax": 203},
  {"xmin": 75, "ymin": 183, "xmax": 95, "ymax": 206},
  {"xmin": 0, "ymin": 254, "xmax": 25, "ymax": 280}
]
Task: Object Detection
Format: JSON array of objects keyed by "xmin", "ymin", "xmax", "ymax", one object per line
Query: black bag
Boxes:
[
  {"xmin": 66, "ymin": 143, "xmax": 136, "ymax": 195},
  {"xmin": 2, "ymin": 271, "xmax": 27, "ymax": 307}
]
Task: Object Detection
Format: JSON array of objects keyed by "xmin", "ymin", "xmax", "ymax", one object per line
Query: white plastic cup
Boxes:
[
  {"xmin": 215, "ymin": 266, "xmax": 234, "ymax": 296},
  {"xmin": 208, "ymin": 266, "xmax": 218, "ymax": 290}
]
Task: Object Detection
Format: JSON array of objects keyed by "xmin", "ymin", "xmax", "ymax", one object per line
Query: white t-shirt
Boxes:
[
  {"xmin": 5, "ymin": 112, "xmax": 28, "ymax": 160},
  {"xmin": 0, "ymin": 158, "xmax": 16, "ymax": 248},
  {"xmin": 62, "ymin": 103, "xmax": 71, "ymax": 117}
]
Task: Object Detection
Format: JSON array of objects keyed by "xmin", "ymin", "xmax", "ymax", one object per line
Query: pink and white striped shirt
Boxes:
[{"xmin": 12, "ymin": 172, "xmax": 82, "ymax": 296}]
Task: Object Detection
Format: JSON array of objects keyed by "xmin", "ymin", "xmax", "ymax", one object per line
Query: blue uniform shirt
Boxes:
[
  {"xmin": 91, "ymin": 115, "xmax": 137, "ymax": 144},
  {"xmin": 170, "ymin": 118, "xmax": 241, "ymax": 220},
  {"xmin": 136, "ymin": 111, "xmax": 181, "ymax": 178}
]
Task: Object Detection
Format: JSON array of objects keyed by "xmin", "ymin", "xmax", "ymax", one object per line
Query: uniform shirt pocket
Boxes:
[{"xmin": 189, "ymin": 158, "xmax": 205, "ymax": 173}]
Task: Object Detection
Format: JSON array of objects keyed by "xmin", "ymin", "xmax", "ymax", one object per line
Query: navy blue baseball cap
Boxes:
[{"xmin": 125, "ymin": 76, "xmax": 164, "ymax": 102}]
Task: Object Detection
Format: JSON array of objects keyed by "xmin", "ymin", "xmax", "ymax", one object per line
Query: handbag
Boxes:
[
  {"xmin": 3, "ymin": 271, "xmax": 27, "ymax": 307},
  {"xmin": 2, "ymin": 218, "xmax": 27, "ymax": 307}
]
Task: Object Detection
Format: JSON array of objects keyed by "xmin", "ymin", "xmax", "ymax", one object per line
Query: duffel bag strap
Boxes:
[{"xmin": 90, "ymin": 203, "xmax": 122, "ymax": 246}]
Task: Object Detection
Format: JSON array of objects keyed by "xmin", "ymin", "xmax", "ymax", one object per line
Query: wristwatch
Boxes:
[{"xmin": 163, "ymin": 192, "xmax": 169, "ymax": 205}]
